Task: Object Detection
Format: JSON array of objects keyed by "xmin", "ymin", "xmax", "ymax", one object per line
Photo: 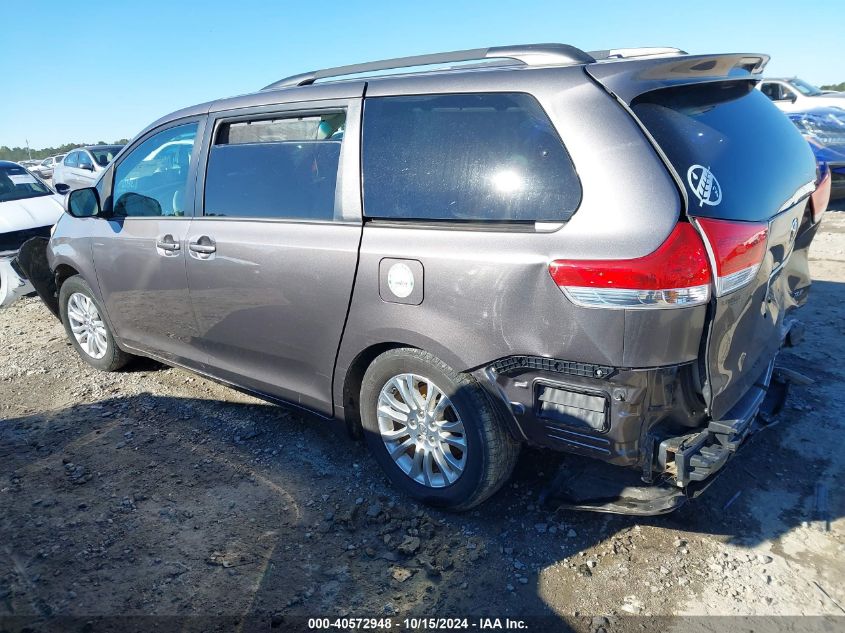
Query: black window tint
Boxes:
[
  {"xmin": 113, "ymin": 123, "xmax": 198, "ymax": 217},
  {"xmin": 90, "ymin": 146, "xmax": 122, "ymax": 166},
  {"xmin": 633, "ymin": 83, "xmax": 815, "ymax": 221},
  {"xmin": 204, "ymin": 112, "xmax": 345, "ymax": 221},
  {"xmin": 761, "ymin": 83, "xmax": 777, "ymax": 100},
  {"xmin": 65, "ymin": 152, "xmax": 79, "ymax": 167},
  {"xmin": 362, "ymin": 93, "xmax": 581, "ymax": 222}
]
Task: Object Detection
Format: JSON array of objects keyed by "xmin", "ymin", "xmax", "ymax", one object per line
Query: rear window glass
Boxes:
[
  {"xmin": 362, "ymin": 93, "xmax": 581, "ymax": 222},
  {"xmin": 633, "ymin": 83, "xmax": 816, "ymax": 221},
  {"xmin": 90, "ymin": 146, "xmax": 122, "ymax": 167},
  {"xmin": 204, "ymin": 112, "xmax": 345, "ymax": 221}
]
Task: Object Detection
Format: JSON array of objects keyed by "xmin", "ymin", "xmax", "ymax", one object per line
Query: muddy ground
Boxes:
[{"xmin": 1, "ymin": 208, "xmax": 844, "ymax": 632}]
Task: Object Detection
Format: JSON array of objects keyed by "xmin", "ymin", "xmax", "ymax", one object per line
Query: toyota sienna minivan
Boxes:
[{"xmin": 17, "ymin": 44, "xmax": 823, "ymax": 514}]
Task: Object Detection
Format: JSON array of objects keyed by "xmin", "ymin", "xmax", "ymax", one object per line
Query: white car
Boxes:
[
  {"xmin": 33, "ymin": 154, "xmax": 66, "ymax": 180},
  {"xmin": 0, "ymin": 161, "xmax": 64, "ymax": 307},
  {"xmin": 758, "ymin": 77, "xmax": 845, "ymax": 112},
  {"xmin": 52, "ymin": 145, "xmax": 123, "ymax": 193}
]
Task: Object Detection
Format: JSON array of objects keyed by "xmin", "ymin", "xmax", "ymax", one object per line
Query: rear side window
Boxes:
[
  {"xmin": 633, "ymin": 83, "xmax": 815, "ymax": 221},
  {"xmin": 362, "ymin": 93, "xmax": 581, "ymax": 222},
  {"xmin": 204, "ymin": 112, "xmax": 345, "ymax": 221}
]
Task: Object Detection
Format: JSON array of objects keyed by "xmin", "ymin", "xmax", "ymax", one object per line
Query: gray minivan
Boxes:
[{"xmin": 18, "ymin": 44, "xmax": 822, "ymax": 513}]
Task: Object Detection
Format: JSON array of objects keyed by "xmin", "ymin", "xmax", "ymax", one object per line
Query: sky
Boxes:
[{"xmin": 1, "ymin": 0, "xmax": 843, "ymax": 149}]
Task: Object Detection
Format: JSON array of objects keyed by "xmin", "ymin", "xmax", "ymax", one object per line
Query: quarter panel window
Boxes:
[
  {"xmin": 112, "ymin": 123, "xmax": 198, "ymax": 217},
  {"xmin": 362, "ymin": 93, "xmax": 581, "ymax": 222},
  {"xmin": 203, "ymin": 112, "xmax": 345, "ymax": 221}
]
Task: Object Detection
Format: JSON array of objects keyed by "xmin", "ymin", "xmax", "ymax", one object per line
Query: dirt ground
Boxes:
[{"xmin": 1, "ymin": 207, "xmax": 844, "ymax": 632}]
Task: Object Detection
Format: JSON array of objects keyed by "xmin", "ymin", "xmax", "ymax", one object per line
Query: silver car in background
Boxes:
[
  {"xmin": 32, "ymin": 154, "xmax": 66, "ymax": 180},
  {"xmin": 52, "ymin": 145, "xmax": 122, "ymax": 192}
]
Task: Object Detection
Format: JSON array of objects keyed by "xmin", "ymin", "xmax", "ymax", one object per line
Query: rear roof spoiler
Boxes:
[{"xmin": 585, "ymin": 53, "xmax": 770, "ymax": 104}]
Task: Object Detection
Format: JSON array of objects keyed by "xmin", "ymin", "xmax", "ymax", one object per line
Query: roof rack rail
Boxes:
[
  {"xmin": 589, "ymin": 47, "xmax": 687, "ymax": 60},
  {"xmin": 262, "ymin": 43, "xmax": 596, "ymax": 91}
]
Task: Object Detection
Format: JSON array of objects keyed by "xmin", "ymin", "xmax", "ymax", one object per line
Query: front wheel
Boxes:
[
  {"xmin": 360, "ymin": 347, "xmax": 520, "ymax": 510},
  {"xmin": 59, "ymin": 275, "xmax": 131, "ymax": 371}
]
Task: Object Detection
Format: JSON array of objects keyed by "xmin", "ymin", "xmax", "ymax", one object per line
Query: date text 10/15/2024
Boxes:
[{"xmin": 307, "ymin": 618, "xmax": 529, "ymax": 630}]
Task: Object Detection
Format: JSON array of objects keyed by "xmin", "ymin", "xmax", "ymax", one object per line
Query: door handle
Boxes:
[
  {"xmin": 189, "ymin": 236, "xmax": 216, "ymax": 255},
  {"xmin": 156, "ymin": 234, "xmax": 180, "ymax": 252}
]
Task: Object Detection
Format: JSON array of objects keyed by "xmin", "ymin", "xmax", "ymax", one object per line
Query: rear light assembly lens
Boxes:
[
  {"xmin": 549, "ymin": 223, "xmax": 712, "ymax": 309},
  {"xmin": 695, "ymin": 218, "xmax": 769, "ymax": 297}
]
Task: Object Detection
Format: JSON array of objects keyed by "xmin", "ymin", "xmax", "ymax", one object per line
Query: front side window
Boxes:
[
  {"xmin": 0, "ymin": 164, "xmax": 51, "ymax": 202},
  {"xmin": 78, "ymin": 151, "xmax": 93, "ymax": 169},
  {"xmin": 204, "ymin": 112, "xmax": 345, "ymax": 221},
  {"xmin": 64, "ymin": 152, "xmax": 79, "ymax": 167},
  {"xmin": 112, "ymin": 123, "xmax": 198, "ymax": 217},
  {"xmin": 362, "ymin": 93, "xmax": 581, "ymax": 222},
  {"xmin": 761, "ymin": 83, "xmax": 778, "ymax": 100}
]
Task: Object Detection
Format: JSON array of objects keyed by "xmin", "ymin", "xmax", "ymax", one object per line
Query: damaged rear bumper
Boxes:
[
  {"xmin": 481, "ymin": 344, "xmax": 799, "ymax": 515},
  {"xmin": 539, "ymin": 366, "xmax": 790, "ymax": 515}
]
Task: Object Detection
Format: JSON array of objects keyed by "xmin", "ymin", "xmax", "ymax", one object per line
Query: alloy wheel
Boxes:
[
  {"xmin": 376, "ymin": 373, "xmax": 467, "ymax": 487},
  {"xmin": 66, "ymin": 292, "xmax": 108, "ymax": 360}
]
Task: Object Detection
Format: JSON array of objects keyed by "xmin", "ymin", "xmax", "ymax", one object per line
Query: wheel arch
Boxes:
[{"xmin": 340, "ymin": 341, "xmax": 409, "ymax": 439}]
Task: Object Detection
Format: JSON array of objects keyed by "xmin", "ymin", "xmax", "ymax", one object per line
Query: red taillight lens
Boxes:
[
  {"xmin": 549, "ymin": 223, "xmax": 711, "ymax": 309},
  {"xmin": 695, "ymin": 218, "xmax": 768, "ymax": 297}
]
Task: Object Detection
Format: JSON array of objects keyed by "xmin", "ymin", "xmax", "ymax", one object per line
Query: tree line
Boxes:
[
  {"xmin": 821, "ymin": 82, "xmax": 845, "ymax": 92},
  {"xmin": 0, "ymin": 140, "xmax": 130, "ymax": 163}
]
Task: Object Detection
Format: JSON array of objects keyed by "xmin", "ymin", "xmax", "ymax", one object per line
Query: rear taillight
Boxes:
[
  {"xmin": 695, "ymin": 218, "xmax": 768, "ymax": 297},
  {"xmin": 549, "ymin": 223, "xmax": 711, "ymax": 309}
]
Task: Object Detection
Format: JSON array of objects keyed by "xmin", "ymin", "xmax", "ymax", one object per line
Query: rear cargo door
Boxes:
[{"xmin": 628, "ymin": 80, "xmax": 816, "ymax": 420}]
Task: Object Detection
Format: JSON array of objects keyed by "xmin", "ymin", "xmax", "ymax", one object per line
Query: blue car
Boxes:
[{"xmin": 787, "ymin": 108, "xmax": 845, "ymax": 200}]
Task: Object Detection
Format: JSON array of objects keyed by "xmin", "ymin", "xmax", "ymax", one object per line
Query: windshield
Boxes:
[
  {"xmin": 788, "ymin": 78, "xmax": 823, "ymax": 96},
  {"xmin": 0, "ymin": 165, "xmax": 52, "ymax": 202},
  {"xmin": 788, "ymin": 110, "xmax": 845, "ymax": 146},
  {"xmin": 90, "ymin": 146, "xmax": 123, "ymax": 167}
]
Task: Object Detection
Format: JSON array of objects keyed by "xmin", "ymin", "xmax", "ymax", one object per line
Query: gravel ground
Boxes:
[{"xmin": 1, "ymin": 208, "xmax": 844, "ymax": 632}]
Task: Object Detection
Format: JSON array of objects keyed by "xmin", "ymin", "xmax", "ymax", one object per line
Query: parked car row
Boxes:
[
  {"xmin": 755, "ymin": 77, "xmax": 845, "ymax": 202},
  {"xmin": 16, "ymin": 146, "xmax": 124, "ymax": 189},
  {"xmin": 758, "ymin": 77, "xmax": 845, "ymax": 111},
  {"xmin": 30, "ymin": 154, "xmax": 66, "ymax": 180},
  {"xmin": 785, "ymin": 108, "xmax": 845, "ymax": 201}
]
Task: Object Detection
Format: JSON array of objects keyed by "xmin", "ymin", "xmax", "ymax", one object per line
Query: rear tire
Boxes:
[
  {"xmin": 59, "ymin": 275, "xmax": 131, "ymax": 372},
  {"xmin": 360, "ymin": 347, "xmax": 520, "ymax": 511}
]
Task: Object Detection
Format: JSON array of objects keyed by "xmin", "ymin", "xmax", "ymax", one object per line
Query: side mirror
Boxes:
[
  {"xmin": 54, "ymin": 183, "xmax": 70, "ymax": 194},
  {"xmin": 66, "ymin": 187, "xmax": 101, "ymax": 218},
  {"xmin": 80, "ymin": 163, "xmax": 94, "ymax": 171},
  {"xmin": 789, "ymin": 93, "xmax": 798, "ymax": 103}
]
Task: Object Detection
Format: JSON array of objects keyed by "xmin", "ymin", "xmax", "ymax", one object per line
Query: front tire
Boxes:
[
  {"xmin": 360, "ymin": 347, "xmax": 520, "ymax": 511},
  {"xmin": 59, "ymin": 275, "xmax": 131, "ymax": 371}
]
